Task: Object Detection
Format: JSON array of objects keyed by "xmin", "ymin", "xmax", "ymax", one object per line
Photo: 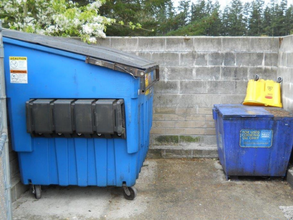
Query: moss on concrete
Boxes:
[
  {"xmin": 155, "ymin": 135, "xmax": 179, "ymax": 144},
  {"xmin": 180, "ymin": 136, "xmax": 201, "ymax": 143}
]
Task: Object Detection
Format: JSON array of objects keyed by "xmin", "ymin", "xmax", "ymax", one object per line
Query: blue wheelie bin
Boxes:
[{"xmin": 3, "ymin": 29, "xmax": 159, "ymax": 200}]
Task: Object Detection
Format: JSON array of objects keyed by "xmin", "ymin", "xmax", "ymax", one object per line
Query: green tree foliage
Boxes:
[
  {"xmin": 99, "ymin": 0, "xmax": 173, "ymax": 36},
  {"xmin": 248, "ymin": 0, "xmax": 264, "ymax": 35},
  {"xmin": 2, "ymin": 0, "xmax": 293, "ymax": 37}
]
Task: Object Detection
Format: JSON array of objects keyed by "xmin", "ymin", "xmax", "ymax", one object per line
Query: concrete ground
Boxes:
[{"xmin": 12, "ymin": 158, "xmax": 293, "ymax": 220}]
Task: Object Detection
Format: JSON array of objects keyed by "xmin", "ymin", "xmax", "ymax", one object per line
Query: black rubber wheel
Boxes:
[
  {"xmin": 123, "ymin": 187, "xmax": 137, "ymax": 200},
  {"xmin": 35, "ymin": 185, "xmax": 42, "ymax": 199}
]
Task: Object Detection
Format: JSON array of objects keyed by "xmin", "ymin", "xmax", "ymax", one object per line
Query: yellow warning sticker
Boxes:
[{"xmin": 9, "ymin": 57, "xmax": 28, "ymax": 84}]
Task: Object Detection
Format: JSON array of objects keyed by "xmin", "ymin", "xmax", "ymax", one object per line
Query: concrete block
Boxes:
[
  {"xmin": 155, "ymin": 93, "xmax": 216, "ymax": 109},
  {"xmin": 95, "ymin": 38, "xmax": 111, "ymax": 47},
  {"xmin": 153, "ymin": 107, "xmax": 176, "ymax": 114},
  {"xmin": 150, "ymin": 127, "xmax": 164, "ymax": 134},
  {"xmin": 195, "ymin": 53, "xmax": 208, "ymax": 66},
  {"xmin": 193, "ymin": 37, "xmax": 222, "ymax": 52},
  {"xmin": 234, "ymin": 81, "xmax": 248, "ymax": 95},
  {"xmin": 154, "ymin": 95, "xmax": 193, "ymax": 108},
  {"xmin": 236, "ymin": 53, "xmax": 264, "ymax": 66},
  {"xmin": 221, "ymin": 67, "xmax": 248, "ymax": 80},
  {"xmin": 201, "ymin": 135, "xmax": 217, "ymax": 145},
  {"xmin": 206, "ymin": 121, "xmax": 215, "ymax": 128},
  {"xmin": 153, "ymin": 135, "xmax": 179, "ymax": 145},
  {"xmin": 179, "ymin": 135, "xmax": 202, "ymax": 144},
  {"xmin": 159, "ymin": 67, "xmax": 169, "ymax": 81},
  {"xmin": 181, "ymin": 128, "xmax": 206, "ymax": 135},
  {"xmin": 185, "ymin": 115, "xmax": 206, "ymax": 121},
  {"xmin": 161, "ymin": 149, "xmax": 194, "ymax": 159},
  {"xmin": 287, "ymin": 53, "xmax": 293, "ymax": 68},
  {"xmin": 180, "ymin": 81, "xmax": 208, "ymax": 94},
  {"xmin": 249, "ymin": 37, "xmax": 279, "ymax": 52},
  {"xmin": 153, "ymin": 114, "xmax": 186, "ymax": 121},
  {"xmin": 165, "ymin": 67, "xmax": 194, "ymax": 80},
  {"xmin": 138, "ymin": 37, "xmax": 165, "ymax": 52},
  {"xmin": 154, "ymin": 81, "xmax": 179, "ymax": 94},
  {"xmin": 180, "ymin": 52, "xmax": 207, "ymax": 66},
  {"xmin": 287, "ymin": 166, "xmax": 293, "ymax": 189},
  {"xmin": 277, "ymin": 67, "xmax": 291, "ymax": 83},
  {"xmin": 265, "ymin": 53, "xmax": 278, "ymax": 66},
  {"xmin": 282, "ymin": 83, "xmax": 290, "ymax": 98},
  {"xmin": 175, "ymin": 121, "xmax": 206, "ymax": 128},
  {"xmin": 207, "ymin": 52, "xmax": 224, "ymax": 66},
  {"xmin": 193, "ymin": 148, "xmax": 218, "ymax": 158},
  {"xmin": 277, "ymin": 52, "xmax": 285, "ymax": 67},
  {"xmin": 248, "ymin": 67, "xmax": 277, "ymax": 80},
  {"xmin": 195, "ymin": 67, "xmax": 221, "ymax": 80},
  {"xmin": 153, "ymin": 94, "xmax": 180, "ymax": 108},
  {"xmin": 9, "ymin": 157, "xmax": 19, "ymax": 177},
  {"xmin": 205, "ymin": 128, "xmax": 216, "ymax": 135},
  {"xmin": 235, "ymin": 81, "xmax": 248, "ymax": 94},
  {"xmin": 224, "ymin": 52, "xmax": 236, "ymax": 66},
  {"xmin": 147, "ymin": 147, "xmax": 218, "ymax": 159},
  {"xmin": 220, "ymin": 94, "xmax": 246, "ymax": 104},
  {"xmin": 194, "ymin": 94, "xmax": 223, "ymax": 107},
  {"xmin": 136, "ymin": 52, "xmax": 152, "ymax": 61},
  {"xmin": 166, "ymin": 37, "xmax": 193, "ymax": 52},
  {"xmin": 176, "ymin": 108, "xmax": 198, "ymax": 115},
  {"xmin": 109, "ymin": 37, "xmax": 138, "ymax": 51},
  {"xmin": 153, "ymin": 121, "xmax": 176, "ymax": 128},
  {"xmin": 222, "ymin": 37, "xmax": 250, "ymax": 52},
  {"xmin": 146, "ymin": 149, "xmax": 162, "ymax": 159},
  {"xmin": 164, "ymin": 128, "xmax": 189, "ymax": 135},
  {"xmin": 198, "ymin": 107, "xmax": 213, "ymax": 115},
  {"xmin": 205, "ymin": 114, "xmax": 214, "ymax": 121},
  {"xmin": 152, "ymin": 52, "xmax": 180, "ymax": 66},
  {"xmin": 207, "ymin": 81, "xmax": 236, "ymax": 94},
  {"xmin": 10, "ymin": 180, "xmax": 28, "ymax": 202}
]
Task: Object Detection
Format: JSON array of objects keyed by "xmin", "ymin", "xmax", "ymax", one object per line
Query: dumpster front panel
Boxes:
[
  {"xmin": 4, "ymin": 37, "xmax": 156, "ymax": 188},
  {"xmin": 214, "ymin": 104, "xmax": 293, "ymax": 178},
  {"xmin": 18, "ymin": 138, "xmax": 138, "ymax": 186}
]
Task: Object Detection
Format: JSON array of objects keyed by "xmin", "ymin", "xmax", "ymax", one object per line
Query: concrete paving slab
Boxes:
[{"xmin": 12, "ymin": 159, "xmax": 293, "ymax": 220}]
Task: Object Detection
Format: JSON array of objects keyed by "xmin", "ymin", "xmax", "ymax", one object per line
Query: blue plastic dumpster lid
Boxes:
[
  {"xmin": 2, "ymin": 29, "xmax": 159, "ymax": 77},
  {"xmin": 213, "ymin": 104, "xmax": 274, "ymax": 118}
]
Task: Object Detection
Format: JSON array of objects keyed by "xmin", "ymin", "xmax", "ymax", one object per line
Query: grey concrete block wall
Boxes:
[
  {"xmin": 96, "ymin": 36, "xmax": 280, "ymax": 157},
  {"xmin": 278, "ymin": 36, "xmax": 293, "ymax": 112}
]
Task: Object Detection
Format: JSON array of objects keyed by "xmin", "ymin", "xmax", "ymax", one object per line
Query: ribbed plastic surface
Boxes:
[
  {"xmin": 3, "ymin": 32, "xmax": 155, "ymax": 188},
  {"xmin": 213, "ymin": 104, "xmax": 293, "ymax": 179}
]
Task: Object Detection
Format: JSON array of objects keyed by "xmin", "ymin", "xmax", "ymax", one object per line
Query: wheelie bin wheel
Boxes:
[
  {"xmin": 34, "ymin": 185, "xmax": 42, "ymax": 199},
  {"xmin": 254, "ymin": 74, "xmax": 259, "ymax": 81},
  {"xmin": 122, "ymin": 186, "xmax": 137, "ymax": 200}
]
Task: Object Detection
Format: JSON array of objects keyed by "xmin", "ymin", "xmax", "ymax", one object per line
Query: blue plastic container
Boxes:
[
  {"xmin": 213, "ymin": 104, "xmax": 293, "ymax": 179},
  {"xmin": 3, "ymin": 30, "xmax": 159, "ymax": 199}
]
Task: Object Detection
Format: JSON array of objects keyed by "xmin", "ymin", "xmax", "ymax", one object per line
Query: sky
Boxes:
[{"xmin": 172, "ymin": 0, "xmax": 293, "ymax": 10}]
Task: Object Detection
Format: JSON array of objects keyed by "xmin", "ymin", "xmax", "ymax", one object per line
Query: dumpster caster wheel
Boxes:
[
  {"xmin": 34, "ymin": 185, "xmax": 42, "ymax": 199},
  {"xmin": 122, "ymin": 186, "xmax": 137, "ymax": 200}
]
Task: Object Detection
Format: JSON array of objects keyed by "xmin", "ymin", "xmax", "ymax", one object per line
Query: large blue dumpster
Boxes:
[
  {"xmin": 213, "ymin": 104, "xmax": 293, "ymax": 179},
  {"xmin": 3, "ymin": 30, "xmax": 159, "ymax": 199}
]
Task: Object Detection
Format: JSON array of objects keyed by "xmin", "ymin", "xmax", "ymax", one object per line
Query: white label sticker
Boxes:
[{"xmin": 9, "ymin": 57, "xmax": 28, "ymax": 84}]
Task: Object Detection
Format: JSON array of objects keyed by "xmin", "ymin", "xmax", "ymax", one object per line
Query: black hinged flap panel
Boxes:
[
  {"xmin": 53, "ymin": 99, "xmax": 75, "ymax": 134},
  {"xmin": 26, "ymin": 99, "xmax": 126, "ymax": 138}
]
